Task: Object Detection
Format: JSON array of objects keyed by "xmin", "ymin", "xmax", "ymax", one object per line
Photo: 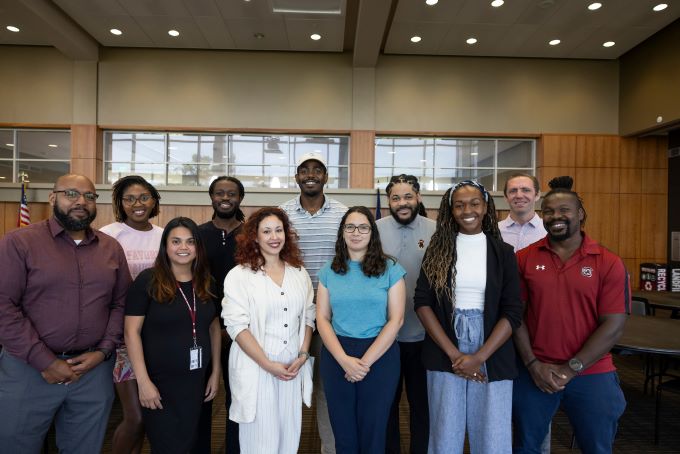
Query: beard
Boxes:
[
  {"xmin": 546, "ymin": 219, "xmax": 574, "ymax": 242},
  {"xmin": 212, "ymin": 200, "xmax": 239, "ymax": 220},
  {"xmin": 53, "ymin": 204, "xmax": 96, "ymax": 231},
  {"xmin": 390, "ymin": 205, "xmax": 419, "ymax": 226}
]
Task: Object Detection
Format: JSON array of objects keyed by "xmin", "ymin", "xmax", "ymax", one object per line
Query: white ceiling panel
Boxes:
[
  {"xmin": 115, "ymin": 0, "xmax": 191, "ymax": 17},
  {"xmin": 54, "ymin": 0, "xmax": 129, "ymax": 16},
  {"xmin": 226, "ymin": 18, "xmax": 289, "ymax": 50},
  {"xmin": 134, "ymin": 16, "xmax": 210, "ymax": 48},
  {"xmin": 285, "ymin": 19, "xmax": 344, "ymax": 51},
  {"xmin": 384, "ymin": 21, "xmax": 451, "ymax": 55},
  {"xmin": 193, "ymin": 15, "xmax": 236, "ymax": 48},
  {"xmin": 0, "ymin": 1, "xmax": 53, "ymax": 45}
]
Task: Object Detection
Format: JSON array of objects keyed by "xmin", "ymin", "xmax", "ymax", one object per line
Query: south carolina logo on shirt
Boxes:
[{"xmin": 581, "ymin": 266, "xmax": 593, "ymax": 277}]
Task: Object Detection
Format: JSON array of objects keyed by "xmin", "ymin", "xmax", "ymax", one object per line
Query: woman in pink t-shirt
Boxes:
[{"xmin": 100, "ymin": 175, "xmax": 163, "ymax": 454}]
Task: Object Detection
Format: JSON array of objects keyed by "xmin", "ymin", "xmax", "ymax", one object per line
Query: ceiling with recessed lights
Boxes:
[{"xmin": 0, "ymin": 0, "xmax": 678, "ymax": 65}]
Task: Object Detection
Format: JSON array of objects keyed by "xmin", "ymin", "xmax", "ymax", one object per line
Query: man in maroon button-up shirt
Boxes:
[{"xmin": 0, "ymin": 174, "xmax": 132, "ymax": 453}]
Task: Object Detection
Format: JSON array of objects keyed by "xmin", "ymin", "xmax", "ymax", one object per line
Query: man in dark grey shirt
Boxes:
[{"xmin": 377, "ymin": 174, "xmax": 436, "ymax": 454}]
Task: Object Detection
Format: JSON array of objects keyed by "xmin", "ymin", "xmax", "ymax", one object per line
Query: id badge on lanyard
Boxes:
[{"xmin": 177, "ymin": 282, "xmax": 203, "ymax": 371}]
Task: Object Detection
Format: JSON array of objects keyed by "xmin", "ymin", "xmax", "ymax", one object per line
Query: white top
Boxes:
[
  {"xmin": 262, "ymin": 272, "xmax": 305, "ymax": 355},
  {"xmin": 99, "ymin": 222, "xmax": 164, "ymax": 279},
  {"xmin": 222, "ymin": 264, "xmax": 316, "ymax": 423},
  {"xmin": 453, "ymin": 232, "xmax": 487, "ymax": 311}
]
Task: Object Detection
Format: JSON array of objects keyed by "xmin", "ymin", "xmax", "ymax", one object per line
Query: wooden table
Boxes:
[
  {"xmin": 633, "ymin": 291, "xmax": 680, "ymax": 312},
  {"xmin": 616, "ymin": 315, "xmax": 680, "ymax": 355},
  {"xmin": 616, "ymin": 315, "xmax": 680, "ymax": 394}
]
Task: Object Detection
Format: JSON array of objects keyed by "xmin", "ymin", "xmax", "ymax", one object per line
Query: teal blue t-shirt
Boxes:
[{"xmin": 319, "ymin": 259, "xmax": 406, "ymax": 338}]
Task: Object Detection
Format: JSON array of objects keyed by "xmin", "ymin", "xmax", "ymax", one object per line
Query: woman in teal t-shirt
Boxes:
[{"xmin": 317, "ymin": 205, "xmax": 406, "ymax": 454}]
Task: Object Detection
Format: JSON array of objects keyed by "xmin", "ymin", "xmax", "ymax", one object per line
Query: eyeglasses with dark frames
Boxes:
[
  {"xmin": 343, "ymin": 224, "xmax": 371, "ymax": 234},
  {"xmin": 122, "ymin": 194, "xmax": 154, "ymax": 205},
  {"xmin": 53, "ymin": 189, "xmax": 99, "ymax": 202}
]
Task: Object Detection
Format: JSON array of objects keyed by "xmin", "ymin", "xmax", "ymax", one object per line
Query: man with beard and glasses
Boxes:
[
  {"xmin": 280, "ymin": 152, "xmax": 347, "ymax": 454},
  {"xmin": 0, "ymin": 174, "xmax": 131, "ymax": 453},
  {"xmin": 197, "ymin": 175, "xmax": 245, "ymax": 454},
  {"xmin": 512, "ymin": 176, "xmax": 628, "ymax": 454},
  {"xmin": 376, "ymin": 175, "xmax": 435, "ymax": 454}
]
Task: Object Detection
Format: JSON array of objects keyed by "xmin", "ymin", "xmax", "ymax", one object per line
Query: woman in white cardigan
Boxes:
[{"xmin": 222, "ymin": 207, "xmax": 315, "ymax": 454}]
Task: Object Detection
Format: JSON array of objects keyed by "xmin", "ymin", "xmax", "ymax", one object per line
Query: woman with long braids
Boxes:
[{"xmin": 414, "ymin": 180, "xmax": 523, "ymax": 454}]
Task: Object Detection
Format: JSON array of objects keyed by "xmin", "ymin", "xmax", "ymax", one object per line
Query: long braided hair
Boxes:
[{"xmin": 420, "ymin": 181, "xmax": 501, "ymax": 304}]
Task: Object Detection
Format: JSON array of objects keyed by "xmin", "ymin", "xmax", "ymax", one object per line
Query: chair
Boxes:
[
  {"xmin": 631, "ymin": 296, "xmax": 650, "ymax": 316},
  {"xmin": 655, "ymin": 378, "xmax": 680, "ymax": 444}
]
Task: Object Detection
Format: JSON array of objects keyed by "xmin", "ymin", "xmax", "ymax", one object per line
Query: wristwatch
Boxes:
[
  {"xmin": 568, "ymin": 357, "xmax": 584, "ymax": 374},
  {"xmin": 96, "ymin": 348, "xmax": 113, "ymax": 361}
]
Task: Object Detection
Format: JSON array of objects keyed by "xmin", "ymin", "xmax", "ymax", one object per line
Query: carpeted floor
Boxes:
[{"xmin": 44, "ymin": 353, "xmax": 680, "ymax": 453}]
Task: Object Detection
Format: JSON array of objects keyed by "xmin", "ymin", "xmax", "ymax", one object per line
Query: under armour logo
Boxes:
[
  {"xmin": 536, "ymin": 265, "xmax": 546, "ymax": 270},
  {"xmin": 582, "ymin": 267, "xmax": 593, "ymax": 277}
]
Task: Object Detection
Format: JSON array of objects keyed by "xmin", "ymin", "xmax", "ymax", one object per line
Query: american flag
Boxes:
[{"xmin": 18, "ymin": 182, "xmax": 30, "ymax": 227}]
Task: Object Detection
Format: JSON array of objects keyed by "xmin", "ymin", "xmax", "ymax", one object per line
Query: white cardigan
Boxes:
[{"xmin": 222, "ymin": 264, "xmax": 316, "ymax": 423}]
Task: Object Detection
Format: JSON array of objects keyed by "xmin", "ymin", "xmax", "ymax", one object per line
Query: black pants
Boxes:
[
  {"xmin": 191, "ymin": 338, "xmax": 240, "ymax": 454},
  {"xmin": 386, "ymin": 341, "xmax": 429, "ymax": 454}
]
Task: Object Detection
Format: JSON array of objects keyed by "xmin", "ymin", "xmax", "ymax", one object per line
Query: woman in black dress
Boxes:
[{"xmin": 125, "ymin": 217, "xmax": 221, "ymax": 453}]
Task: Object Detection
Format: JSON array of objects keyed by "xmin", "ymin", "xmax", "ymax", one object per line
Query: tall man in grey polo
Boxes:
[
  {"xmin": 0, "ymin": 174, "xmax": 131, "ymax": 453},
  {"xmin": 280, "ymin": 151, "xmax": 347, "ymax": 454},
  {"xmin": 377, "ymin": 175, "xmax": 436, "ymax": 454}
]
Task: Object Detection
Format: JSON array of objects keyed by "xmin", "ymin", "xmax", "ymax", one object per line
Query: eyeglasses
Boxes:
[
  {"xmin": 53, "ymin": 189, "xmax": 99, "ymax": 202},
  {"xmin": 343, "ymin": 224, "xmax": 371, "ymax": 234},
  {"xmin": 122, "ymin": 194, "xmax": 154, "ymax": 205}
]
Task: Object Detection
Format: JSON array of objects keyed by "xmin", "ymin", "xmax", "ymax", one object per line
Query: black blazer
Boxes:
[{"xmin": 413, "ymin": 234, "xmax": 523, "ymax": 382}]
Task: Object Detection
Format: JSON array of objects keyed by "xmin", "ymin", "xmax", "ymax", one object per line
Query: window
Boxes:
[
  {"xmin": 375, "ymin": 137, "xmax": 535, "ymax": 191},
  {"xmin": 104, "ymin": 132, "xmax": 350, "ymax": 188},
  {"xmin": 0, "ymin": 129, "xmax": 71, "ymax": 183}
]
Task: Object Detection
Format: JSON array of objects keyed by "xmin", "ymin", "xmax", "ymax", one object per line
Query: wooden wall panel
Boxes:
[
  {"xmin": 577, "ymin": 136, "xmax": 620, "ymax": 168},
  {"xmin": 618, "ymin": 194, "xmax": 642, "ymax": 258},
  {"xmin": 541, "ymin": 135, "xmax": 577, "ymax": 167},
  {"xmin": 580, "ymin": 193, "xmax": 620, "ymax": 253},
  {"xmin": 574, "ymin": 168, "xmax": 620, "ymax": 194},
  {"xmin": 349, "ymin": 130, "xmax": 375, "ymax": 188}
]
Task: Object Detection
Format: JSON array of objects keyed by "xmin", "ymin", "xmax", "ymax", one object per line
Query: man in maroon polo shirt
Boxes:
[
  {"xmin": 512, "ymin": 176, "xmax": 629, "ymax": 454},
  {"xmin": 0, "ymin": 174, "xmax": 131, "ymax": 453}
]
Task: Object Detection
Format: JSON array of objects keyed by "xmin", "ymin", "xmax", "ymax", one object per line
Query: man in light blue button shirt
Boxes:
[
  {"xmin": 377, "ymin": 175, "xmax": 435, "ymax": 454},
  {"xmin": 498, "ymin": 173, "xmax": 547, "ymax": 252},
  {"xmin": 498, "ymin": 173, "xmax": 549, "ymax": 454}
]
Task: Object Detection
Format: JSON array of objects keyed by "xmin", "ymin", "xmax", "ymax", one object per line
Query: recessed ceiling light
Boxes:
[
  {"xmin": 470, "ymin": 152, "xmax": 479, "ymax": 156},
  {"xmin": 48, "ymin": 144, "xmax": 58, "ymax": 148},
  {"xmin": 254, "ymin": 32, "xmax": 265, "ymax": 39},
  {"xmin": 549, "ymin": 39, "xmax": 561, "ymax": 46},
  {"xmin": 588, "ymin": 2, "xmax": 602, "ymax": 10},
  {"xmin": 6, "ymin": 143, "xmax": 14, "ymax": 147},
  {"xmin": 6, "ymin": 25, "xmax": 20, "ymax": 33},
  {"xmin": 411, "ymin": 36, "xmax": 422, "ymax": 43},
  {"xmin": 425, "ymin": 0, "xmax": 439, "ymax": 5},
  {"xmin": 310, "ymin": 33, "xmax": 321, "ymax": 41},
  {"xmin": 466, "ymin": 37, "xmax": 478, "ymax": 45},
  {"xmin": 491, "ymin": 0, "xmax": 504, "ymax": 7},
  {"xmin": 168, "ymin": 29, "xmax": 179, "ymax": 37},
  {"xmin": 653, "ymin": 3, "xmax": 668, "ymax": 11},
  {"xmin": 110, "ymin": 28, "xmax": 122, "ymax": 35},
  {"xmin": 603, "ymin": 41, "xmax": 615, "ymax": 47}
]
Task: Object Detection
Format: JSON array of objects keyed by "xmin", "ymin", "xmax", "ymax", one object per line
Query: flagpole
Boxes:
[{"xmin": 18, "ymin": 172, "xmax": 31, "ymax": 228}]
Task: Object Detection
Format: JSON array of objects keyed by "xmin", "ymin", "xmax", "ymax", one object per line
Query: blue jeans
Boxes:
[
  {"xmin": 512, "ymin": 364, "xmax": 626, "ymax": 454},
  {"xmin": 427, "ymin": 309, "xmax": 513, "ymax": 454},
  {"xmin": 320, "ymin": 336, "xmax": 400, "ymax": 454}
]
